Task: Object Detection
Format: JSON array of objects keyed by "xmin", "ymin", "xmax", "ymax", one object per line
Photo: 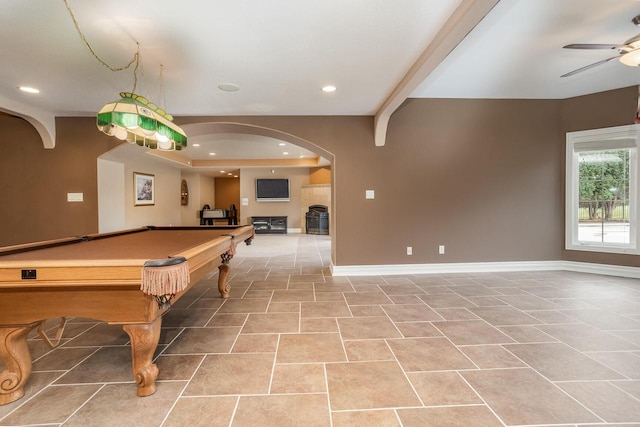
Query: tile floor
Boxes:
[{"xmin": 1, "ymin": 233, "xmax": 640, "ymax": 426}]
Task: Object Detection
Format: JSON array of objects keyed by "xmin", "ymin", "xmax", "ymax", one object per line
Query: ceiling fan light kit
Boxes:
[{"xmin": 562, "ymin": 14, "xmax": 640, "ymax": 76}]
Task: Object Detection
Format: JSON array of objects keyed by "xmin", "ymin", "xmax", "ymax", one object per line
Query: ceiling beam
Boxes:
[{"xmin": 373, "ymin": 0, "xmax": 500, "ymax": 146}]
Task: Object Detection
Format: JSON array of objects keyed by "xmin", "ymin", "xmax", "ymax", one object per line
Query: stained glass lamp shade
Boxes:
[{"xmin": 97, "ymin": 92, "xmax": 187, "ymax": 150}]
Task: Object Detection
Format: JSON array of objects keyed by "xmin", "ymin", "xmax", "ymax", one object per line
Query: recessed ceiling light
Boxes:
[
  {"xmin": 218, "ymin": 83, "xmax": 240, "ymax": 92},
  {"xmin": 279, "ymin": 143, "xmax": 286, "ymax": 146},
  {"xmin": 300, "ymin": 155, "xmax": 305, "ymax": 158},
  {"xmin": 209, "ymin": 152, "xmax": 216, "ymax": 156},
  {"xmin": 192, "ymin": 143, "xmax": 200, "ymax": 147},
  {"xmin": 227, "ymin": 172, "xmax": 232, "ymax": 176},
  {"xmin": 219, "ymin": 170, "xmax": 226, "ymax": 173},
  {"xmin": 283, "ymin": 152, "xmax": 289, "ymax": 155},
  {"xmin": 322, "ymin": 85, "xmax": 336, "ymax": 93},
  {"xmin": 233, "ymin": 175, "xmax": 238, "ymax": 178},
  {"xmin": 19, "ymin": 86, "xmax": 39, "ymax": 94}
]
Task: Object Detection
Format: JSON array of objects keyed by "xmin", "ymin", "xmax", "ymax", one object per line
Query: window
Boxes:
[{"xmin": 566, "ymin": 125, "xmax": 639, "ymax": 254}]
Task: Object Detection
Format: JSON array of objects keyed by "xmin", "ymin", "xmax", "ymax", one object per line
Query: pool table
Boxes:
[{"xmin": 0, "ymin": 225, "xmax": 254, "ymax": 405}]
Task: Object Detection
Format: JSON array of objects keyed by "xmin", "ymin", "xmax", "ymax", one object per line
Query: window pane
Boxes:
[{"xmin": 577, "ymin": 149, "xmax": 630, "ymax": 244}]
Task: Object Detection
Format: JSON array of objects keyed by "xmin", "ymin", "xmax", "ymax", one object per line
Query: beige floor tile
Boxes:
[
  {"xmin": 163, "ymin": 327, "xmax": 240, "ymax": 354},
  {"xmin": 536, "ymin": 323, "xmax": 640, "ymax": 351},
  {"xmin": 217, "ymin": 298, "xmax": 269, "ymax": 313},
  {"xmin": 156, "ymin": 354, "xmax": 204, "ymax": 380},
  {"xmin": 611, "ymin": 380, "xmax": 640, "ymax": 399},
  {"xmin": 160, "ymin": 308, "xmax": 218, "ymax": 327},
  {"xmin": 277, "ymin": 333, "xmax": 346, "ymax": 363},
  {"xmin": 184, "ymin": 353, "xmax": 274, "ymax": 395},
  {"xmin": 559, "ymin": 381, "xmax": 640, "ymax": 423},
  {"xmin": 270, "ymin": 363, "xmax": 326, "ymax": 393},
  {"xmin": 505, "ymin": 342, "xmax": 625, "ymax": 380},
  {"xmin": 459, "ymin": 345, "xmax": 526, "ymax": 369},
  {"xmin": 338, "ymin": 317, "xmax": 402, "ymax": 340},
  {"xmin": 271, "ymin": 289, "xmax": 315, "ymax": 301},
  {"xmin": 344, "ymin": 291, "xmax": 393, "ymax": 305},
  {"xmin": 241, "ymin": 312, "xmax": 299, "ymax": 333},
  {"xmin": 343, "ymin": 340, "xmax": 395, "ymax": 361},
  {"xmin": 588, "ymin": 351, "xmax": 640, "ymax": 379},
  {"xmin": 315, "ymin": 291, "xmax": 347, "ymax": 301},
  {"xmin": 434, "ymin": 307, "xmax": 479, "ymax": 320},
  {"xmin": 419, "ymin": 293, "xmax": 476, "ymax": 308},
  {"xmin": 63, "ymin": 382, "xmax": 186, "ymax": 427},
  {"xmin": 267, "ymin": 301, "xmax": 301, "ymax": 313},
  {"xmin": 301, "ymin": 317, "xmax": 339, "ymax": 332},
  {"xmin": 32, "ymin": 347, "xmax": 97, "ymax": 371},
  {"xmin": 498, "ymin": 325, "xmax": 558, "ymax": 343},
  {"xmin": 382, "ymin": 304, "xmax": 444, "ymax": 322},
  {"xmin": 394, "ymin": 321, "xmax": 443, "ymax": 338},
  {"xmin": 408, "ymin": 371, "xmax": 482, "ymax": 406},
  {"xmin": 0, "ymin": 372, "xmax": 63, "ymax": 420},
  {"xmin": 433, "ymin": 320, "xmax": 515, "ymax": 345},
  {"xmin": 55, "ymin": 346, "xmax": 133, "ymax": 384},
  {"xmin": 232, "ymin": 333, "xmax": 278, "ymax": 352},
  {"xmin": 233, "ymin": 394, "xmax": 330, "ymax": 426},
  {"xmin": 378, "ymin": 283, "xmax": 426, "ymax": 295},
  {"xmin": 396, "ymin": 406, "xmax": 503, "ymax": 427},
  {"xmin": 497, "ymin": 294, "xmax": 562, "ymax": 310},
  {"xmin": 302, "ymin": 300, "xmax": 352, "ymax": 318},
  {"xmin": 207, "ymin": 313, "xmax": 248, "ymax": 326},
  {"xmin": 461, "ymin": 368, "xmax": 601, "ymax": 425},
  {"xmin": 469, "ymin": 306, "xmax": 541, "ymax": 326},
  {"xmin": 248, "ymin": 280, "xmax": 289, "ymax": 290},
  {"xmin": 326, "ymin": 361, "xmax": 420, "ymax": 410},
  {"xmin": 387, "ymin": 337, "xmax": 475, "ymax": 371},
  {"xmin": 349, "ymin": 305, "xmax": 387, "ymax": 316},
  {"xmin": 163, "ymin": 396, "xmax": 238, "ymax": 427},
  {"xmin": 332, "ymin": 409, "xmax": 400, "ymax": 426},
  {"xmin": 0, "ymin": 384, "xmax": 101, "ymax": 425}
]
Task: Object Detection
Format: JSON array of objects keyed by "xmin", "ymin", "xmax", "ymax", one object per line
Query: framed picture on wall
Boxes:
[{"xmin": 134, "ymin": 172, "xmax": 155, "ymax": 206}]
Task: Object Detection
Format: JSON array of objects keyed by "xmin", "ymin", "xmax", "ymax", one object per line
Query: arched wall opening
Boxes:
[
  {"xmin": 98, "ymin": 121, "xmax": 337, "ymax": 265},
  {"xmin": 182, "ymin": 122, "xmax": 337, "ymax": 266}
]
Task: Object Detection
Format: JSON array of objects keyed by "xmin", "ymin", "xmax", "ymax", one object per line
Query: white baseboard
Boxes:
[{"xmin": 330, "ymin": 260, "xmax": 640, "ymax": 279}]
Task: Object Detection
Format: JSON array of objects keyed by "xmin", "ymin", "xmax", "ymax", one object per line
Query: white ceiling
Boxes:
[{"xmin": 2, "ymin": 0, "xmax": 640, "ymax": 171}]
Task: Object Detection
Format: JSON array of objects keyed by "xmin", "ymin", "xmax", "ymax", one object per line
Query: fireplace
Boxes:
[{"xmin": 305, "ymin": 205, "xmax": 329, "ymax": 235}]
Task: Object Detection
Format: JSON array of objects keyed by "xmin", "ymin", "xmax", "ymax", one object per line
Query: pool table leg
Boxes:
[
  {"xmin": 218, "ymin": 263, "xmax": 231, "ymax": 298},
  {"xmin": 0, "ymin": 323, "xmax": 38, "ymax": 405},
  {"xmin": 122, "ymin": 317, "xmax": 161, "ymax": 397}
]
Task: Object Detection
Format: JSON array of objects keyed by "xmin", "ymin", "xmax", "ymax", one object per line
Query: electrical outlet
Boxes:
[
  {"xmin": 438, "ymin": 245, "xmax": 445, "ymax": 254},
  {"xmin": 406, "ymin": 246, "xmax": 412, "ymax": 255}
]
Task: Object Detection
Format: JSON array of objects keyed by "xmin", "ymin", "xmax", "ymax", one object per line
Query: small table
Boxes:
[{"xmin": 0, "ymin": 225, "xmax": 254, "ymax": 405}]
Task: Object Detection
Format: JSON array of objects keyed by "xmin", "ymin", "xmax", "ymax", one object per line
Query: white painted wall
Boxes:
[{"xmin": 97, "ymin": 159, "xmax": 125, "ymax": 233}]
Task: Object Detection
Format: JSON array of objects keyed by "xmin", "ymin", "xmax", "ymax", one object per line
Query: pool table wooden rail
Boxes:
[{"xmin": 0, "ymin": 225, "xmax": 254, "ymax": 405}]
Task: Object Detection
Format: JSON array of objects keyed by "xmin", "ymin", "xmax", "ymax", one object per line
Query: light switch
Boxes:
[
  {"xmin": 365, "ymin": 190, "xmax": 375, "ymax": 199},
  {"xmin": 67, "ymin": 192, "xmax": 83, "ymax": 202},
  {"xmin": 242, "ymin": 197, "xmax": 249, "ymax": 206}
]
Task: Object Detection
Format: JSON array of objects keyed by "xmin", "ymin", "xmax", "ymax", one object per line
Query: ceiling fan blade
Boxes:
[
  {"xmin": 624, "ymin": 33, "xmax": 640, "ymax": 46},
  {"xmin": 563, "ymin": 43, "xmax": 624, "ymax": 50},
  {"xmin": 561, "ymin": 55, "xmax": 621, "ymax": 77}
]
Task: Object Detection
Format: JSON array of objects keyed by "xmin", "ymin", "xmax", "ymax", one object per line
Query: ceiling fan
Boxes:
[{"xmin": 561, "ymin": 14, "xmax": 640, "ymax": 77}]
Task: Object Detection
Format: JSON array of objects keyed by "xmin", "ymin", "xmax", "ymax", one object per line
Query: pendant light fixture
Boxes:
[{"xmin": 64, "ymin": 0, "xmax": 187, "ymax": 150}]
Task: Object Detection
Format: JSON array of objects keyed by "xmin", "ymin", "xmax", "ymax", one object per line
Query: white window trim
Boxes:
[{"xmin": 565, "ymin": 124, "xmax": 639, "ymax": 255}]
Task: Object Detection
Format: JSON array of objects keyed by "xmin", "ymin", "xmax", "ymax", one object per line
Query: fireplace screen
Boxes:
[{"xmin": 305, "ymin": 205, "xmax": 329, "ymax": 235}]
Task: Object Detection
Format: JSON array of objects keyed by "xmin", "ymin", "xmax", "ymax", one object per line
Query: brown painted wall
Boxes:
[
  {"xmin": 0, "ymin": 114, "xmax": 118, "ymax": 246},
  {"xmin": 309, "ymin": 167, "xmax": 331, "ymax": 184},
  {"xmin": 1, "ymin": 88, "xmax": 637, "ymax": 268},
  {"xmin": 214, "ymin": 177, "xmax": 240, "ymax": 218}
]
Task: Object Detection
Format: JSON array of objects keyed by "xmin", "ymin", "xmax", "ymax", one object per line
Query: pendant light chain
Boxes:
[{"xmin": 62, "ymin": 0, "xmax": 140, "ymax": 93}]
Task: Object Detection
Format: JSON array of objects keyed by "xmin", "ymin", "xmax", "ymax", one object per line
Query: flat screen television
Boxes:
[{"xmin": 256, "ymin": 178, "xmax": 290, "ymax": 202}]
